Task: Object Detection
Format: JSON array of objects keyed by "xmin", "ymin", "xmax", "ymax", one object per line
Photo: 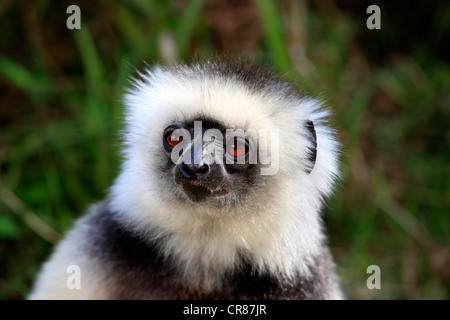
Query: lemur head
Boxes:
[{"xmin": 110, "ymin": 60, "xmax": 340, "ymax": 220}]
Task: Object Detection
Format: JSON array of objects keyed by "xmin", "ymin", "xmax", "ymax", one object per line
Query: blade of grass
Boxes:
[
  {"xmin": 253, "ymin": 0, "xmax": 291, "ymax": 72},
  {"xmin": 0, "ymin": 55, "xmax": 49, "ymax": 94},
  {"xmin": 72, "ymin": 26, "xmax": 112, "ymax": 189},
  {"xmin": 0, "ymin": 185, "xmax": 60, "ymax": 244},
  {"xmin": 175, "ymin": 0, "xmax": 207, "ymax": 58}
]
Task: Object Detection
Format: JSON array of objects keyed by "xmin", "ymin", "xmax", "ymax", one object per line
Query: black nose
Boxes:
[{"xmin": 179, "ymin": 162, "xmax": 210, "ymax": 180}]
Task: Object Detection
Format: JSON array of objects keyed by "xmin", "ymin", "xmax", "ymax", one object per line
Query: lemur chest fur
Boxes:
[{"xmin": 84, "ymin": 202, "xmax": 330, "ymax": 300}]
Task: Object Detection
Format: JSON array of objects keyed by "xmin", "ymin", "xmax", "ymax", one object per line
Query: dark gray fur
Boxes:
[
  {"xmin": 304, "ymin": 120, "xmax": 318, "ymax": 174},
  {"xmin": 162, "ymin": 59, "xmax": 299, "ymax": 100}
]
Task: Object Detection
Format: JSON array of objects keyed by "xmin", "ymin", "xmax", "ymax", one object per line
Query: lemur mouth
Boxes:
[
  {"xmin": 178, "ymin": 180, "xmax": 231, "ymax": 203},
  {"xmin": 174, "ymin": 161, "xmax": 233, "ymax": 203}
]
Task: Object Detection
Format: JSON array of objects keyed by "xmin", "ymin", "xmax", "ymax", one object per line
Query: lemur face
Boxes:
[
  {"xmin": 161, "ymin": 119, "xmax": 260, "ymax": 204},
  {"xmin": 120, "ymin": 60, "xmax": 338, "ymax": 215}
]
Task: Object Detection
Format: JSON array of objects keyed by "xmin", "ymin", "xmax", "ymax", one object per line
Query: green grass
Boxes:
[{"xmin": 0, "ymin": 0, "xmax": 449, "ymax": 299}]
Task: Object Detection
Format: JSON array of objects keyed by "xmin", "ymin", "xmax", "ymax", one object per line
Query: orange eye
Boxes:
[
  {"xmin": 228, "ymin": 141, "xmax": 247, "ymax": 158},
  {"xmin": 166, "ymin": 134, "xmax": 183, "ymax": 148}
]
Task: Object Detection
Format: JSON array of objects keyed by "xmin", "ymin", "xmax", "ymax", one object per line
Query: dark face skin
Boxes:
[{"xmin": 162, "ymin": 118, "xmax": 258, "ymax": 204}]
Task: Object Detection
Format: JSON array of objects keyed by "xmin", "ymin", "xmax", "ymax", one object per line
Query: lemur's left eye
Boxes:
[{"xmin": 227, "ymin": 138, "xmax": 248, "ymax": 159}]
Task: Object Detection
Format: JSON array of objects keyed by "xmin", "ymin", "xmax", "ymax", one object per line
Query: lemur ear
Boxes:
[{"xmin": 304, "ymin": 120, "xmax": 317, "ymax": 174}]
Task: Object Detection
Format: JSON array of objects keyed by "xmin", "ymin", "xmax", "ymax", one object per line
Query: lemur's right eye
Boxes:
[
  {"xmin": 163, "ymin": 125, "xmax": 185, "ymax": 151},
  {"xmin": 227, "ymin": 139, "xmax": 248, "ymax": 159}
]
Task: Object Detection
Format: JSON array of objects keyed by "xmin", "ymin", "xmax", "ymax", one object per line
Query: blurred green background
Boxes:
[{"xmin": 0, "ymin": 0, "xmax": 449, "ymax": 300}]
